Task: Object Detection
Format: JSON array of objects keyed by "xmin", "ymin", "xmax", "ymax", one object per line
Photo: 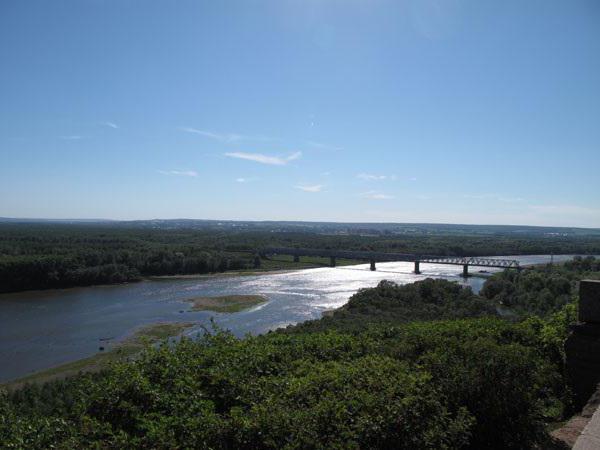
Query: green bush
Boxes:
[
  {"xmin": 2, "ymin": 313, "xmax": 570, "ymax": 449},
  {"xmin": 2, "ymin": 277, "xmax": 581, "ymax": 449},
  {"xmin": 293, "ymin": 278, "xmax": 497, "ymax": 332}
]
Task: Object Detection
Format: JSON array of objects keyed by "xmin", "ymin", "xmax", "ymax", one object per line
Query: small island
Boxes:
[{"xmin": 187, "ymin": 294, "xmax": 267, "ymax": 313}]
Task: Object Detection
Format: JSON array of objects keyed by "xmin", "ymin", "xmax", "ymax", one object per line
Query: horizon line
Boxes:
[{"xmin": 0, "ymin": 216, "xmax": 598, "ymax": 231}]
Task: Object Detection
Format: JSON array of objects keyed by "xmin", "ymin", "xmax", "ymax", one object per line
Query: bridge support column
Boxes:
[
  {"xmin": 293, "ymin": 254, "xmax": 300, "ymax": 263},
  {"xmin": 370, "ymin": 260, "xmax": 376, "ymax": 271},
  {"xmin": 330, "ymin": 256, "xmax": 336, "ymax": 267},
  {"xmin": 462, "ymin": 264, "xmax": 469, "ymax": 277},
  {"xmin": 414, "ymin": 261, "xmax": 420, "ymax": 274},
  {"xmin": 253, "ymin": 254, "xmax": 261, "ymax": 269}
]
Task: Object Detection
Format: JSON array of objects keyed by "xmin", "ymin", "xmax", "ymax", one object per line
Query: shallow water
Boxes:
[{"xmin": 0, "ymin": 254, "xmax": 578, "ymax": 382}]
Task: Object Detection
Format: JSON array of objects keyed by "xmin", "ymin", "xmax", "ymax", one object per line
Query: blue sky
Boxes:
[{"xmin": 1, "ymin": 1, "xmax": 599, "ymax": 227}]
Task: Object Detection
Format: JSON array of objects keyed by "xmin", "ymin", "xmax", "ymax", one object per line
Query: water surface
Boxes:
[{"xmin": 0, "ymin": 254, "xmax": 578, "ymax": 382}]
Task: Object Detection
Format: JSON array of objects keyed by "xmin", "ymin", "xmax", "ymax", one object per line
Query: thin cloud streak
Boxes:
[
  {"xmin": 59, "ymin": 135, "xmax": 84, "ymax": 140},
  {"xmin": 295, "ymin": 184, "xmax": 324, "ymax": 193},
  {"xmin": 236, "ymin": 177, "xmax": 259, "ymax": 183},
  {"xmin": 357, "ymin": 173, "xmax": 388, "ymax": 181},
  {"xmin": 180, "ymin": 127, "xmax": 274, "ymax": 143},
  {"xmin": 225, "ymin": 151, "xmax": 301, "ymax": 166},
  {"xmin": 103, "ymin": 122, "xmax": 119, "ymax": 129},
  {"xmin": 530, "ymin": 204, "xmax": 600, "ymax": 216},
  {"xmin": 307, "ymin": 141, "xmax": 343, "ymax": 151},
  {"xmin": 359, "ymin": 190, "xmax": 395, "ymax": 200},
  {"xmin": 463, "ymin": 194, "xmax": 525, "ymax": 203},
  {"xmin": 158, "ymin": 170, "xmax": 198, "ymax": 177}
]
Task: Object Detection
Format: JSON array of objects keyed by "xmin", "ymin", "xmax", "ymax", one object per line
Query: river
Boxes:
[{"xmin": 0, "ymin": 254, "xmax": 579, "ymax": 382}]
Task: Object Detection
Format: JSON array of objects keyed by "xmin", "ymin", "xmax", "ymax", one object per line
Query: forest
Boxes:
[
  {"xmin": 481, "ymin": 255, "xmax": 600, "ymax": 316},
  {"xmin": 2, "ymin": 259, "xmax": 598, "ymax": 449},
  {"xmin": 1, "ymin": 222, "xmax": 600, "ymax": 293}
]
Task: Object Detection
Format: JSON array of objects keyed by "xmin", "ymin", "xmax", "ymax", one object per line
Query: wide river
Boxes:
[{"xmin": 0, "ymin": 254, "xmax": 578, "ymax": 382}]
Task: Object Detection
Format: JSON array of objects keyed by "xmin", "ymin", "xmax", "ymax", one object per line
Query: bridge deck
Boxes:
[{"xmin": 261, "ymin": 247, "xmax": 519, "ymax": 268}]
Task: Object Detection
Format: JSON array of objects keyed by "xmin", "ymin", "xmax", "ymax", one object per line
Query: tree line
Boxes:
[{"xmin": 2, "ymin": 223, "xmax": 600, "ymax": 293}]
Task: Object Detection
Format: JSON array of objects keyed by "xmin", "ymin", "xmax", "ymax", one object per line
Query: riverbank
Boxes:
[
  {"xmin": 2, "ymin": 322, "xmax": 195, "ymax": 390},
  {"xmin": 0, "ymin": 256, "xmax": 364, "ymax": 296},
  {"xmin": 148, "ymin": 269, "xmax": 297, "ymax": 281},
  {"xmin": 2, "ymin": 254, "xmax": 586, "ymax": 296}
]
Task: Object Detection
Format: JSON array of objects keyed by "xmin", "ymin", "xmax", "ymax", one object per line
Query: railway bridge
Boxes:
[{"xmin": 257, "ymin": 247, "xmax": 520, "ymax": 277}]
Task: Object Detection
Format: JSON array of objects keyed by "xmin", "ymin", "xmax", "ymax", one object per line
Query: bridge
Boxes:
[{"xmin": 257, "ymin": 247, "xmax": 520, "ymax": 277}]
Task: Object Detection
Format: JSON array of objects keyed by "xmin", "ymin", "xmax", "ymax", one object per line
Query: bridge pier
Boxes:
[
  {"xmin": 462, "ymin": 264, "xmax": 469, "ymax": 277},
  {"xmin": 330, "ymin": 256, "xmax": 336, "ymax": 267},
  {"xmin": 414, "ymin": 261, "xmax": 420, "ymax": 274},
  {"xmin": 293, "ymin": 254, "xmax": 300, "ymax": 263},
  {"xmin": 370, "ymin": 260, "xmax": 376, "ymax": 271}
]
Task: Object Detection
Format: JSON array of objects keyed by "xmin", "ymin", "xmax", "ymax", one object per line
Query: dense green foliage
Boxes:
[
  {"xmin": 293, "ymin": 278, "xmax": 496, "ymax": 333},
  {"xmin": 0, "ymin": 225, "xmax": 250, "ymax": 292},
  {"xmin": 0, "ymin": 317, "xmax": 571, "ymax": 449},
  {"xmin": 0, "ymin": 279, "xmax": 577, "ymax": 449},
  {"xmin": 481, "ymin": 256, "xmax": 600, "ymax": 316},
  {"xmin": 1, "ymin": 222, "xmax": 599, "ymax": 293}
]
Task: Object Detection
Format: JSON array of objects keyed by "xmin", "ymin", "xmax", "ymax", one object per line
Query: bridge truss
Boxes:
[
  {"xmin": 420, "ymin": 256, "xmax": 520, "ymax": 269},
  {"xmin": 258, "ymin": 247, "xmax": 520, "ymax": 275}
]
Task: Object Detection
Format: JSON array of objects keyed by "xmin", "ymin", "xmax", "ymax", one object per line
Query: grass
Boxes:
[
  {"xmin": 3, "ymin": 322, "xmax": 194, "ymax": 389},
  {"xmin": 187, "ymin": 294, "xmax": 268, "ymax": 313}
]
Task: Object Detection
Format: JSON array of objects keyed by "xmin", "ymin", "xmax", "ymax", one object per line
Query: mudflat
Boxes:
[{"xmin": 187, "ymin": 294, "xmax": 268, "ymax": 313}]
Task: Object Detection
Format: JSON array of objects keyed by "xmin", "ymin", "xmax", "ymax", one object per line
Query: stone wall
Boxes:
[{"xmin": 566, "ymin": 280, "xmax": 600, "ymax": 410}]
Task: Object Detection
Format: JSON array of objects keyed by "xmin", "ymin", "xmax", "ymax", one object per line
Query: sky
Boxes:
[{"xmin": 1, "ymin": 1, "xmax": 599, "ymax": 227}]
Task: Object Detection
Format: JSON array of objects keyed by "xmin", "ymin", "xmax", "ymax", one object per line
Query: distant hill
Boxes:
[{"xmin": 1, "ymin": 217, "xmax": 599, "ymax": 237}]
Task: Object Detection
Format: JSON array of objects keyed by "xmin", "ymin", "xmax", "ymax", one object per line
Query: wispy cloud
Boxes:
[
  {"xmin": 181, "ymin": 127, "xmax": 239, "ymax": 142},
  {"xmin": 307, "ymin": 141, "xmax": 343, "ymax": 151},
  {"xmin": 359, "ymin": 190, "xmax": 395, "ymax": 200},
  {"xmin": 236, "ymin": 177, "xmax": 259, "ymax": 183},
  {"xmin": 59, "ymin": 135, "xmax": 84, "ymax": 140},
  {"xmin": 295, "ymin": 184, "xmax": 324, "ymax": 193},
  {"xmin": 158, "ymin": 170, "xmax": 198, "ymax": 177},
  {"xmin": 463, "ymin": 194, "xmax": 525, "ymax": 203},
  {"xmin": 529, "ymin": 204, "xmax": 600, "ymax": 216},
  {"xmin": 225, "ymin": 151, "xmax": 301, "ymax": 166},
  {"xmin": 357, "ymin": 173, "xmax": 389, "ymax": 181},
  {"xmin": 103, "ymin": 122, "xmax": 119, "ymax": 129},
  {"xmin": 180, "ymin": 127, "xmax": 274, "ymax": 143}
]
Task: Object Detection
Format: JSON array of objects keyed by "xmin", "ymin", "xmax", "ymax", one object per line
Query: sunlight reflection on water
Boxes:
[{"xmin": 0, "ymin": 254, "xmax": 579, "ymax": 381}]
